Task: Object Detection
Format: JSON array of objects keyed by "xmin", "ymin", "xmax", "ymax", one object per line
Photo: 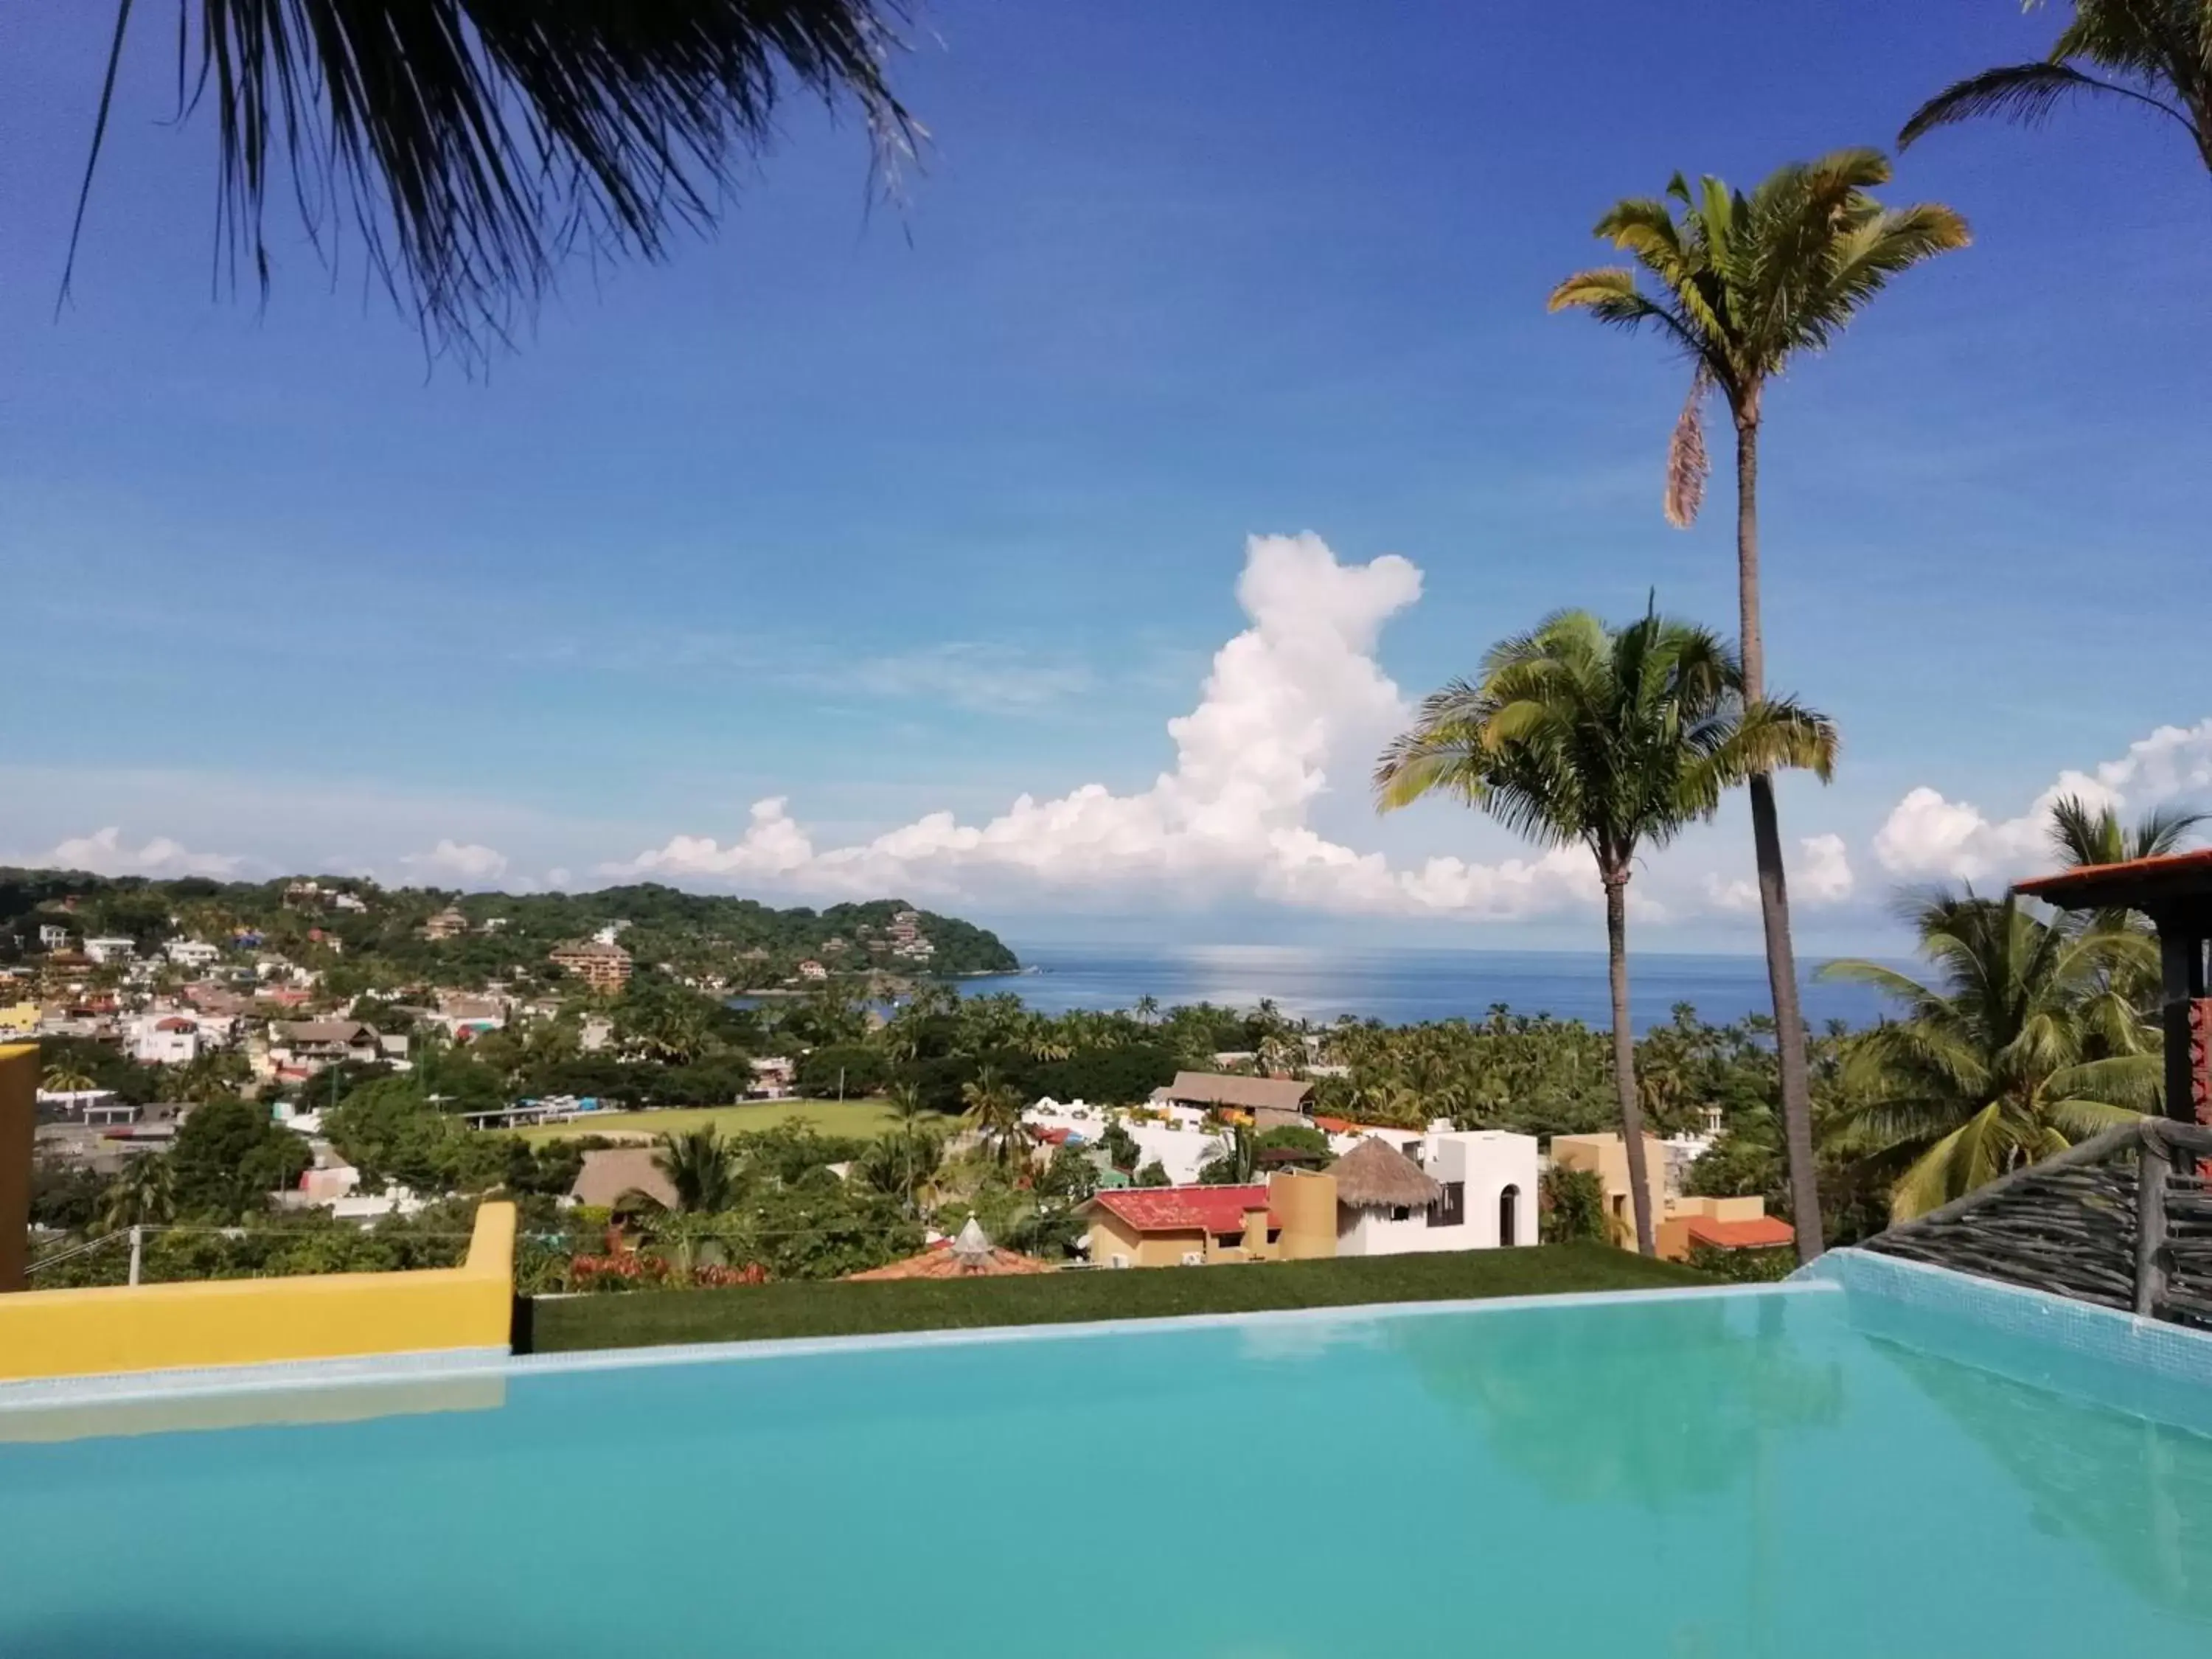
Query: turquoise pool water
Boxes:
[{"xmin": 4, "ymin": 1284, "xmax": 2211, "ymax": 1658}]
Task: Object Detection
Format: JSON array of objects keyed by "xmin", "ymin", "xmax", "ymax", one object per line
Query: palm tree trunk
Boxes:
[
  {"xmin": 1605, "ymin": 869, "xmax": 1658, "ymax": 1257},
  {"xmin": 1736, "ymin": 411, "xmax": 1825, "ymax": 1264}
]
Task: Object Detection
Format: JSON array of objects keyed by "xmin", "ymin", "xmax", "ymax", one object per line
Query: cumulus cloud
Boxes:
[
  {"xmin": 612, "ymin": 533, "xmax": 1609, "ymax": 920},
  {"xmin": 1874, "ymin": 718, "xmax": 2212, "ymax": 883},
  {"xmin": 1797, "ymin": 833, "xmax": 1855, "ymax": 905},
  {"xmin": 400, "ymin": 839, "xmax": 511, "ymax": 885},
  {"xmin": 36, "ymin": 827, "xmax": 246, "ymax": 879}
]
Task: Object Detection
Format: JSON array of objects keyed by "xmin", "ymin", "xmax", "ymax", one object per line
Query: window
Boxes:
[
  {"xmin": 1427, "ymin": 1180, "xmax": 1466, "ymax": 1229},
  {"xmin": 1389, "ymin": 1205, "xmax": 1413, "ymax": 1222},
  {"xmin": 1498, "ymin": 1183, "xmax": 1521, "ymax": 1245}
]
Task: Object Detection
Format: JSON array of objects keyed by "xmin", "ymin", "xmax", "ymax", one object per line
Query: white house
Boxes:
[
  {"xmin": 127, "ymin": 1014, "xmax": 201, "ymax": 1066},
  {"xmin": 37, "ymin": 924, "xmax": 71, "ymax": 950},
  {"xmin": 83, "ymin": 936, "xmax": 138, "ymax": 966},
  {"xmin": 1023, "ymin": 1097, "xmax": 1227, "ymax": 1185},
  {"xmin": 1329, "ymin": 1127, "xmax": 1540, "ymax": 1256},
  {"xmin": 165, "ymin": 939, "xmax": 222, "ymax": 970}
]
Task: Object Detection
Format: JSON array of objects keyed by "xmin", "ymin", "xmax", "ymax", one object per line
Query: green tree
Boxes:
[
  {"xmin": 959, "ymin": 1064, "xmax": 1027, "ymax": 1173},
  {"xmin": 1549, "ymin": 153, "xmax": 1966, "ymax": 1260},
  {"xmin": 97, "ymin": 1155, "xmax": 177, "ymax": 1234},
  {"xmin": 169, "ymin": 1097, "xmax": 310, "ymax": 1221},
  {"xmin": 40, "ymin": 1062, "xmax": 98, "ymax": 1096},
  {"xmin": 1133, "ymin": 1158, "xmax": 1170, "ymax": 1188},
  {"xmin": 1821, "ymin": 890, "xmax": 2157, "ymax": 1220},
  {"xmin": 1198, "ymin": 1123, "xmax": 1257, "ymax": 1185},
  {"xmin": 1540, "ymin": 1165, "xmax": 1607, "ymax": 1244},
  {"xmin": 2049, "ymin": 794, "xmax": 2205, "ymax": 870},
  {"xmin": 69, "ymin": 1, "xmax": 917, "ymax": 365},
  {"xmin": 646, "ymin": 1129, "xmax": 739, "ymax": 1214},
  {"xmin": 1901, "ymin": 1, "xmax": 2212, "ymax": 178},
  {"xmin": 1378, "ymin": 606, "xmax": 1836, "ymax": 1256}
]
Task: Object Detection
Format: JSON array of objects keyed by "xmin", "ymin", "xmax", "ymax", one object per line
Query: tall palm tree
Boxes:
[
  {"xmin": 1377, "ymin": 606, "xmax": 1837, "ymax": 1256},
  {"xmin": 1821, "ymin": 890, "xmax": 2158, "ymax": 1220},
  {"xmin": 1550, "ymin": 152, "xmax": 1967, "ymax": 1261},
  {"xmin": 1901, "ymin": 1, "xmax": 2212, "ymax": 178},
  {"xmin": 68, "ymin": 1, "xmax": 917, "ymax": 365},
  {"xmin": 959, "ymin": 1065, "xmax": 1027, "ymax": 1174}
]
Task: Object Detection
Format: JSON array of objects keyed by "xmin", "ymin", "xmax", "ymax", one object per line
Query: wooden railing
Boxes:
[{"xmin": 1865, "ymin": 1119, "xmax": 2212, "ymax": 1329}]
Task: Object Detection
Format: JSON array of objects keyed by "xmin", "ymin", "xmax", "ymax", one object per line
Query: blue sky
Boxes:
[{"xmin": 1, "ymin": 0, "xmax": 2205, "ymax": 953}]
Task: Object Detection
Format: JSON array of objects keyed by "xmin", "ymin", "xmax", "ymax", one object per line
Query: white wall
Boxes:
[{"xmin": 1335, "ymin": 1128, "xmax": 1540, "ymax": 1256}]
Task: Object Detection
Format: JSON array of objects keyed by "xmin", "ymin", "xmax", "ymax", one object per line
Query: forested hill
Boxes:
[{"xmin": 0, "ymin": 872, "xmax": 1019, "ymax": 987}]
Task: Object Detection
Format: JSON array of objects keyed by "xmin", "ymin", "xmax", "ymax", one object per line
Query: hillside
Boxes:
[{"xmin": 0, "ymin": 872, "xmax": 1019, "ymax": 990}]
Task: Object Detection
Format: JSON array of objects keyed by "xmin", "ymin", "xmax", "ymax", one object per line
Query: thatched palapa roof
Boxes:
[
  {"xmin": 570, "ymin": 1148, "xmax": 677, "ymax": 1211},
  {"xmin": 1329, "ymin": 1137, "xmax": 1441, "ymax": 1211}
]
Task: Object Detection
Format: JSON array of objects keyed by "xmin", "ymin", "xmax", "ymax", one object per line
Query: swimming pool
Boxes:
[{"xmin": 4, "ymin": 1269, "xmax": 2210, "ymax": 1658}]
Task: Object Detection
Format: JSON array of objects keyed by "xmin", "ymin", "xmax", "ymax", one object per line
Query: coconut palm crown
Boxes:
[{"xmin": 1548, "ymin": 150, "xmax": 1969, "ymax": 529}]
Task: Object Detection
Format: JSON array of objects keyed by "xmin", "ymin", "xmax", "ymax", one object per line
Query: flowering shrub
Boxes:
[{"xmin": 566, "ymin": 1252, "xmax": 770, "ymax": 1293}]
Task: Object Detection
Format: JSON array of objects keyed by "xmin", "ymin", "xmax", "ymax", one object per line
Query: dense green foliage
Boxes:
[
  {"xmin": 527, "ymin": 1244, "xmax": 1711, "ymax": 1352},
  {"xmin": 1540, "ymin": 1166, "xmax": 1607, "ymax": 1245},
  {"xmin": 0, "ymin": 869, "xmax": 1017, "ymax": 989}
]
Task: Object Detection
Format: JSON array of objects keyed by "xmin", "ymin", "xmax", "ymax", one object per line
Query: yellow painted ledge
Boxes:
[{"xmin": 0, "ymin": 1202, "xmax": 517, "ymax": 1384}]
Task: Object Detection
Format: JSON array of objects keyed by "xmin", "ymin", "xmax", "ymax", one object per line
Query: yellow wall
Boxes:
[
  {"xmin": 1268, "ymin": 1171, "xmax": 1339, "ymax": 1261},
  {"xmin": 1551, "ymin": 1133, "xmax": 1668, "ymax": 1251},
  {"xmin": 0, "ymin": 1202, "xmax": 516, "ymax": 1383},
  {"xmin": 0, "ymin": 1004, "xmax": 39, "ymax": 1039},
  {"xmin": 1, "ymin": 1043, "xmax": 33, "ymax": 1293},
  {"xmin": 1656, "ymin": 1194, "xmax": 1772, "ymax": 1262}
]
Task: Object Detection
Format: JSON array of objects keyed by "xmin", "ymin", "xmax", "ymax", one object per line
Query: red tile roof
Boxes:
[
  {"xmin": 1085, "ymin": 1184, "xmax": 1276, "ymax": 1235},
  {"xmin": 1685, "ymin": 1215, "xmax": 1795, "ymax": 1250}
]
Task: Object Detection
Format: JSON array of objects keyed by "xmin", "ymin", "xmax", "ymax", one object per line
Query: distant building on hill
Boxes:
[
  {"xmin": 795, "ymin": 959, "xmax": 829, "ymax": 981},
  {"xmin": 421, "ymin": 908, "xmax": 470, "ymax": 941},
  {"xmin": 1156, "ymin": 1071, "xmax": 1312, "ymax": 1125},
  {"xmin": 549, "ymin": 939, "xmax": 633, "ymax": 992}
]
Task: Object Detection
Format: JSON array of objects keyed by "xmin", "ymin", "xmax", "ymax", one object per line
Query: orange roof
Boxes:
[
  {"xmin": 1685, "ymin": 1215, "xmax": 1795, "ymax": 1250},
  {"xmin": 2014, "ymin": 849, "xmax": 2212, "ymax": 911},
  {"xmin": 846, "ymin": 1244, "xmax": 1055, "ymax": 1281}
]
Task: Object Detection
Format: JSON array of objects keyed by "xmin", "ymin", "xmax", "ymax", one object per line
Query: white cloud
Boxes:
[
  {"xmin": 400, "ymin": 839, "xmax": 510, "ymax": 885},
  {"xmin": 35, "ymin": 827, "xmax": 246, "ymax": 879},
  {"xmin": 841, "ymin": 643, "xmax": 1093, "ymax": 714},
  {"xmin": 1874, "ymin": 718, "xmax": 2212, "ymax": 883},
  {"xmin": 1797, "ymin": 833, "xmax": 1855, "ymax": 905},
  {"xmin": 612, "ymin": 532, "xmax": 1610, "ymax": 920}
]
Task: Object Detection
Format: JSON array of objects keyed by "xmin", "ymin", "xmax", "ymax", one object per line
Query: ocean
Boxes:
[{"xmin": 963, "ymin": 943, "xmax": 1900, "ymax": 1033}]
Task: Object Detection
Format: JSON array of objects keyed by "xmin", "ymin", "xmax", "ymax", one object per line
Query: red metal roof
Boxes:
[
  {"xmin": 1685, "ymin": 1215, "xmax": 1795, "ymax": 1250},
  {"xmin": 2014, "ymin": 849, "xmax": 2212, "ymax": 908},
  {"xmin": 1088, "ymin": 1184, "xmax": 1276, "ymax": 1235}
]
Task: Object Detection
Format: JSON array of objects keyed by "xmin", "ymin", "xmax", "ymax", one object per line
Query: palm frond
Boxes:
[
  {"xmin": 69, "ymin": 0, "xmax": 919, "ymax": 366},
  {"xmin": 1663, "ymin": 369, "xmax": 1711, "ymax": 529},
  {"xmin": 1900, "ymin": 60, "xmax": 2192, "ymax": 148}
]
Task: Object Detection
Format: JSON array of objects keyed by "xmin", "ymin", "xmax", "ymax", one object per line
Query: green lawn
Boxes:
[
  {"xmin": 526, "ymin": 1244, "xmax": 1710, "ymax": 1353},
  {"xmin": 515, "ymin": 1098, "xmax": 900, "ymax": 1145}
]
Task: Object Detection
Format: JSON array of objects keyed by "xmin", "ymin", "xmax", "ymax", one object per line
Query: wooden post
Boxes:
[
  {"xmin": 2158, "ymin": 925, "xmax": 2206, "ymax": 1124},
  {"xmin": 2135, "ymin": 1122, "xmax": 2170, "ymax": 1319},
  {"xmin": 0, "ymin": 1043, "xmax": 35, "ymax": 1293}
]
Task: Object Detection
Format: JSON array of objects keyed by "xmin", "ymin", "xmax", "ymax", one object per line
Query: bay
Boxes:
[{"xmin": 963, "ymin": 943, "xmax": 1899, "ymax": 1034}]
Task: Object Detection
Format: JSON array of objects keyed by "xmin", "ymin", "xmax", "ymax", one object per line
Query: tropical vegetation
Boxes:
[
  {"xmin": 1549, "ymin": 150, "xmax": 1969, "ymax": 1260},
  {"xmin": 1377, "ymin": 605, "xmax": 1836, "ymax": 1254},
  {"xmin": 1902, "ymin": 1, "xmax": 2212, "ymax": 178}
]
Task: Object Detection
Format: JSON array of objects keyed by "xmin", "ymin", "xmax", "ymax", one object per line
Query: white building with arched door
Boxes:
[{"xmin": 1328, "ymin": 1124, "xmax": 1541, "ymax": 1254}]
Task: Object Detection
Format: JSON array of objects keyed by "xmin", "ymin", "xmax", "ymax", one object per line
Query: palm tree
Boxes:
[
  {"xmin": 67, "ymin": 1, "xmax": 917, "ymax": 365},
  {"xmin": 1134, "ymin": 995, "xmax": 1162, "ymax": 1026},
  {"xmin": 639, "ymin": 1128, "xmax": 738, "ymax": 1214},
  {"xmin": 1821, "ymin": 891, "xmax": 2158, "ymax": 1220},
  {"xmin": 959, "ymin": 1065, "xmax": 1027, "ymax": 1174},
  {"xmin": 1901, "ymin": 2, "xmax": 2212, "ymax": 178},
  {"xmin": 2048, "ymin": 795, "xmax": 2206, "ymax": 870},
  {"xmin": 40, "ymin": 1062, "xmax": 99, "ymax": 1096},
  {"xmin": 97, "ymin": 1155, "xmax": 177, "ymax": 1235},
  {"xmin": 1550, "ymin": 152, "xmax": 1967, "ymax": 1261},
  {"xmin": 1377, "ymin": 606, "xmax": 1837, "ymax": 1255}
]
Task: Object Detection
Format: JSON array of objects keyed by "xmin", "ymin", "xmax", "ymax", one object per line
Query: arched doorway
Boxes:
[{"xmin": 1498, "ymin": 1183, "xmax": 1521, "ymax": 1246}]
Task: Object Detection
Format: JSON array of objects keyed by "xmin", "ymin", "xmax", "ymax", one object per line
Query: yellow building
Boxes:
[
  {"xmin": 0, "ymin": 1004, "xmax": 38, "ymax": 1040},
  {"xmin": 1077, "ymin": 1172, "xmax": 1338, "ymax": 1267},
  {"xmin": 1550, "ymin": 1133, "xmax": 1669, "ymax": 1250},
  {"xmin": 1656, "ymin": 1195, "xmax": 1795, "ymax": 1262}
]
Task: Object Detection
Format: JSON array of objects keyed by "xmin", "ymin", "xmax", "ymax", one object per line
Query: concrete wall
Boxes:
[
  {"xmin": 0, "ymin": 1202, "xmax": 517, "ymax": 1383},
  {"xmin": 1087, "ymin": 1210, "xmax": 1213, "ymax": 1269},
  {"xmin": 1, "ymin": 1043, "xmax": 32, "ymax": 1293},
  {"xmin": 1268, "ymin": 1171, "xmax": 1338, "ymax": 1260}
]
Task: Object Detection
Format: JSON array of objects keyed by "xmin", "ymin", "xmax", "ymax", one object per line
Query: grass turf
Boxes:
[
  {"xmin": 526, "ymin": 1244, "xmax": 1711, "ymax": 1352},
  {"xmin": 515, "ymin": 1098, "xmax": 900, "ymax": 1145}
]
